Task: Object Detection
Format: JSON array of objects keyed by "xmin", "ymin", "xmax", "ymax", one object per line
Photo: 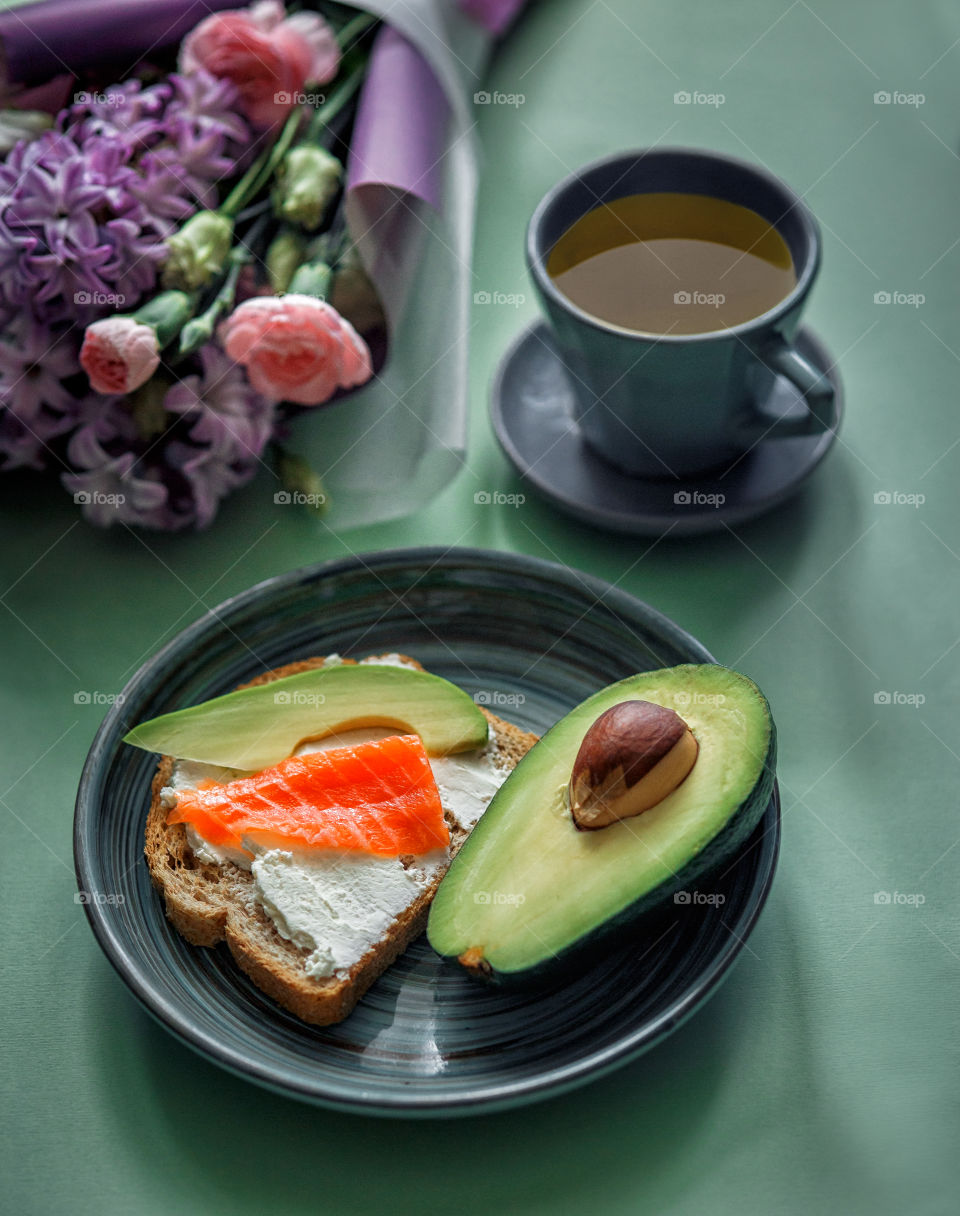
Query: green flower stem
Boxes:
[
  {"xmin": 130, "ymin": 377, "xmax": 171, "ymax": 440},
  {"xmin": 175, "ymin": 213, "xmax": 272, "ymax": 358},
  {"xmin": 336, "ymin": 12, "xmax": 377, "ymax": 50},
  {"xmin": 305, "ymin": 56, "xmax": 367, "ymax": 143},
  {"xmin": 220, "ymin": 107, "xmax": 303, "ymax": 220},
  {"xmin": 233, "ymin": 197, "xmax": 276, "ymax": 224},
  {"xmin": 306, "ymin": 215, "xmax": 350, "ymax": 268},
  {"xmin": 176, "ymin": 256, "xmax": 245, "ymax": 359}
]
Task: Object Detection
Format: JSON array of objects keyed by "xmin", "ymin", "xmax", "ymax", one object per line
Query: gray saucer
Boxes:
[{"xmin": 491, "ymin": 322, "xmax": 843, "ymax": 536}]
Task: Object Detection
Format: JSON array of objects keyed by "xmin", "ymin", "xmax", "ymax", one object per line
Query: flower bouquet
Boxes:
[{"xmin": 0, "ymin": 0, "xmax": 525, "ymax": 529}]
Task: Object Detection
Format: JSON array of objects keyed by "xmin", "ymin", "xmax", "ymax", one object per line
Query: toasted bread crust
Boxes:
[{"xmin": 143, "ymin": 654, "xmax": 538, "ymax": 1025}]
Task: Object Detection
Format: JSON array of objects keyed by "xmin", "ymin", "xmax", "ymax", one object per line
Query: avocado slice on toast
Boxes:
[{"xmin": 124, "ymin": 662, "xmax": 489, "ymax": 769}]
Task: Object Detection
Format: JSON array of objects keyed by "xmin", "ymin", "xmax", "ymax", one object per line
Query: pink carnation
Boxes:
[
  {"xmin": 218, "ymin": 294, "xmax": 372, "ymax": 406},
  {"xmin": 180, "ymin": 0, "xmax": 340, "ymax": 129},
  {"xmin": 79, "ymin": 317, "xmax": 160, "ymax": 394}
]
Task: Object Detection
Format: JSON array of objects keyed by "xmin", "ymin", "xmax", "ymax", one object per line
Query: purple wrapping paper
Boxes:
[
  {"xmin": 346, "ymin": 25, "xmax": 447, "ymax": 212},
  {"xmin": 0, "ymin": 0, "xmax": 241, "ymax": 85}
]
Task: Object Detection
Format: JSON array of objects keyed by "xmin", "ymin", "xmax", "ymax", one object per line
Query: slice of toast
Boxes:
[{"xmin": 144, "ymin": 654, "xmax": 538, "ymax": 1025}]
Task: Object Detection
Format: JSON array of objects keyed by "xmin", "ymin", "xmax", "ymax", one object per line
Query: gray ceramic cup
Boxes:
[{"xmin": 526, "ymin": 148, "xmax": 835, "ymax": 479}]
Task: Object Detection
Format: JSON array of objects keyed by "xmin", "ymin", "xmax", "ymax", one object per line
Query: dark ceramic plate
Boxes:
[{"xmin": 74, "ymin": 548, "xmax": 780, "ymax": 1116}]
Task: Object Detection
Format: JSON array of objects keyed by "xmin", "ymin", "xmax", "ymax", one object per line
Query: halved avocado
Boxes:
[
  {"xmin": 427, "ymin": 664, "xmax": 775, "ymax": 983},
  {"xmin": 123, "ymin": 663, "xmax": 489, "ymax": 769}
]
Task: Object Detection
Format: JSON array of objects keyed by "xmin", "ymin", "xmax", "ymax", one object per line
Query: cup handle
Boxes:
[{"xmin": 747, "ymin": 335, "xmax": 836, "ymax": 438}]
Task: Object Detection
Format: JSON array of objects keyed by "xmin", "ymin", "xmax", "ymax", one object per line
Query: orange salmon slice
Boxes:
[{"xmin": 167, "ymin": 733, "xmax": 449, "ymax": 857}]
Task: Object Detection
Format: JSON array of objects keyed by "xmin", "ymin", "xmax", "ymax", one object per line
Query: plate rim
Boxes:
[{"xmin": 74, "ymin": 546, "xmax": 781, "ymax": 1115}]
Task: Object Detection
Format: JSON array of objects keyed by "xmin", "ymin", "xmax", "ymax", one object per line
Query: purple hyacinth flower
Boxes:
[
  {"xmin": 64, "ymin": 79, "xmax": 172, "ymax": 152},
  {"xmin": 141, "ymin": 71, "xmax": 253, "ymax": 211},
  {"xmin": 166, "ymin": 70, "xmax": 249, "ymax": 151},
  {"xmin": 66, "ymin": 390, "xmax": 139, "ymax": 447},
  {"xmin": 0, "ymin": 313, "xmax": 77, "ymax": 420},
  {"xmin": 0, "ymin": 70, "xmax": 252, "ymax": 328},
  {"xmin": 164, "ymin": 343, "xmax": 275, "ymax": 462},
  {"xmin": 0, "ymin": 410, "xmax": 70, "ymax": 469},
  {"xmin": 126, "ymin": 150, "xmax": 200, "ymax": 223},
  {"xmin": 126, "ymin": 70, "xmax": 253, "ymax": 215},
  {"xmin": 0, "ymin": 129, "xmax": 161, "ymax": 322},
  {"xmin": 164, "ymin": 437, "xmax": 251, "ymax": 529},
  {"xmin": 58, "ymin": 346, "xmax": 273, "ymax": 531},
  {"xmin": 151, "ymin": 345, "xmax": 273, "ymax": 529},
  {"xmin": 0, "ymin": 314, "xmax": 82, "ymax": 469},
  {"xmin": 62, "ymin": 424, "xmax": 169, "ymax": 528}
]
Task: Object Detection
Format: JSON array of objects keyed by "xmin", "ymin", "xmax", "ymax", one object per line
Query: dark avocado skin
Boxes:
[{"xmin": 461, "ymin": 723, "xmax": 777, "ymax": 989}]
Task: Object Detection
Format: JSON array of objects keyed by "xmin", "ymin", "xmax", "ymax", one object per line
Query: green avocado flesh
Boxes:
[
  {"xmin": 427, "ymin": 664, "xmax": 775, "ymax": 980},
  {"xmin": 123, "ymin": 662, "xmax": 489, "ymax": 769}
]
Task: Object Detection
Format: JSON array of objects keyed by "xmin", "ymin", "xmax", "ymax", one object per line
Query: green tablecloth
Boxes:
[{"xmin": 2, "ymin": 1, "xmax": 958, "ymax": 1212}]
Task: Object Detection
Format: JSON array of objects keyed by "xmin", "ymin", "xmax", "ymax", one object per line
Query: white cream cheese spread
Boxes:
[
  {"xmin": 251, "ymin": 848, "xmax": 434, "ymax": 979},
  {"xmin": 359, "ymin": 652, "xmax": 414, "ymax": 668}
]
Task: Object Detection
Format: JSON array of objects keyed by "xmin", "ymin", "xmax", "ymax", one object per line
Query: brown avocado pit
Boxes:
[{"xmin": 568, "ymin": 700, "xmax": 699, "ymax": 829}]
